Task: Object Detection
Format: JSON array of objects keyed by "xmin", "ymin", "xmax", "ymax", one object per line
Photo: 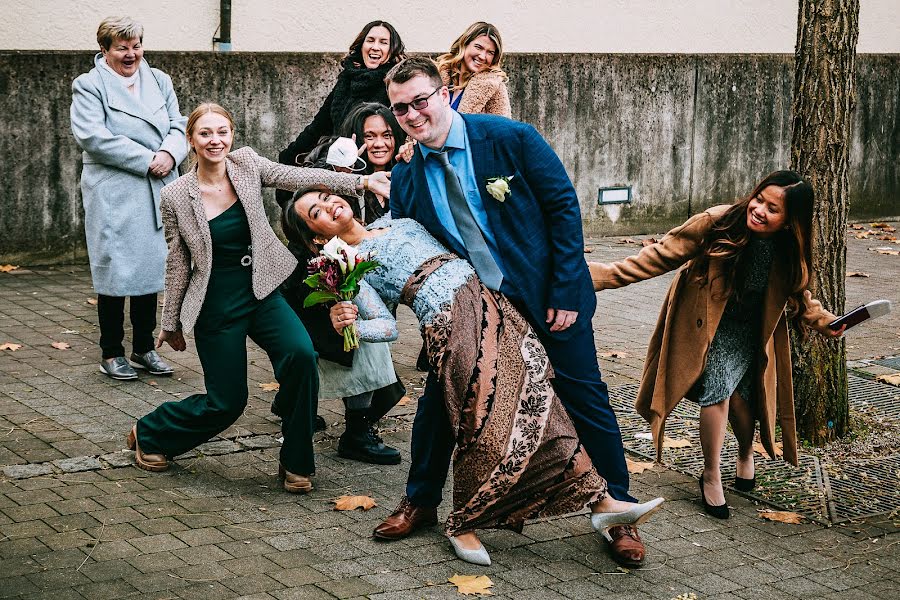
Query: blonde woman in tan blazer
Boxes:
[
  {"xmin": 436, "ymin": 22, "xmax": 511, "ymax": 117},
  {"xmin": 590, "ymin": 171, "xmax": 844, "ymax": 519},
  {"xmin": 127, "ymin": 103, "xmax": 390, "ymax": 493}
]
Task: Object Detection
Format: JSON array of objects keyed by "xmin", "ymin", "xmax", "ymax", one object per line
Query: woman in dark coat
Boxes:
[{"xmin": 276, "ymin": 21, "xmax": 405, "ymax": 207}]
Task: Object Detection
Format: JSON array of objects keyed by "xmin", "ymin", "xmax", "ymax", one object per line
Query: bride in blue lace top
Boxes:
[{"xmin": 281, "ymin": 189, "xmax": 663, "ymax": 560}]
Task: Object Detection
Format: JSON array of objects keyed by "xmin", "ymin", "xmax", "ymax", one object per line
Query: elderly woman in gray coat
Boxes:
[{"xmin": 71, "ymin": 16, "xmax": 188, "ymax": 380}]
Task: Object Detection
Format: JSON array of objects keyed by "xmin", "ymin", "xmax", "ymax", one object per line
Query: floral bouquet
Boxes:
[{"xmin": 303, "ymin": 237, "xmax": 380, "ymax": 351}]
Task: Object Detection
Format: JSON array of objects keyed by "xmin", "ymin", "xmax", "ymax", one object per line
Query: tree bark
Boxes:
[{"xmin": 789, "ymin": 0, "xmax": 859, "ymax": 444}]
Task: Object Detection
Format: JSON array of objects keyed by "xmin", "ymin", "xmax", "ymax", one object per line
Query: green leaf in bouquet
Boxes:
[
  {"xmin": 303, "ymin": 272, "xmax": 323, "ymax": 289},
  {"xmin": 339, "ymin": 260, "xmax": 381, "ymax": 294},
  {"xmin": 303, "ymin": 290, "xmax": 341, "ymax": 307}
]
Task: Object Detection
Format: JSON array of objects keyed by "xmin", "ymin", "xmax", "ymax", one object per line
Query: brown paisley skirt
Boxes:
[{"xmin": 401, "ymin": 254, "xmax": 607, "ymax": 535}]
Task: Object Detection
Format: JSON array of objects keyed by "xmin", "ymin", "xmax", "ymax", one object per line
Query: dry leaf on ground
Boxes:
[
  {"xmin": 583, "ymin": 246, "xmax": 593, "ymax": 253},
  {"xmin": 258, "ymin": 381, "xmax": 280, "ymax": 392},
  {"xmin": 396, "ymin": 395, "xmax": 412, "ymax": 406},
  {"xmin": 846, "ymin": 271, "xmax": 870, "ymax": 277},
  {"xmin": 879, "ymin": 235, "xmax": 898, "ymax": 242},
  {"xmin": 332, "ymin": 495, "xmax": 377, "ymax": 511},
  {"xmin": 0, "ymin": 264, "xmax": 19, "ymax": 273},
  {"xmin": 662, "ymin": 437, "xmax": 692, "ymax": 449},
  {"xmin": 626, "ymin": 457, "xmax": 656, "ymax": 474},
  {"xmin": 876, "ymin": 373, "xmax": 900, "ymax": 386},
  {"xmin": 854, "ymin": 231, "xmax": 872, "ymax": 239},
  {"xmin": 599, "ymin": 351, "xmax": 629, "ymax": 358},
  {"xmin": 641, "ymin": 238, "xmax": 658, "ymax": 247},
  {"xmin": 50, "ymin": 342, "xmax": 71, "ymax": 350},
  {"xmin": 870, "ymin": 222, "xmax": 891, "ymax": 229},
  {"xmin": 758, "ymin": 510, "xmax": 804, "ymax": 524},
  {"xmin": 875, "ymin": 248, "xmax": 900, "ymax": 255},
  {"xmin": 1, "ymin": 342, "xmax": 23, "ymax": 351},
  {"xmin": 86, "ymin": 298, "xmax": 98, "ymax": 305},
  {"xmin": 849, "ymin": 224, "xmax": 864, "ymax": 230},
  {"xmin": 448, "ymin": 574, "xmax": 494, "ymax": 596},
  {"xmin": 618, "ymin": 238, "xmax": 640, "ymax": 245}
]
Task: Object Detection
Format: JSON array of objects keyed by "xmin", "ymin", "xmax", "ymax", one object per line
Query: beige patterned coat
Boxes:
[
  {"xmin": 590, "ymin": 205, "xmax": 836, "ymax": 466},
  {"xmin": 440, "ymin": 65, "xmax": 511, "ymax": 117},
  {"xmin": 160, "ymin": 146, "xmax": 361, "ymax": 332}
]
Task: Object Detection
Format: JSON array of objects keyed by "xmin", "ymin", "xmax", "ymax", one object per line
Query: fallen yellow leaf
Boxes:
[
  {"xmin": 662, "ymin": 437, "xmax": 692, "ymax": 449},
  {"xmin": 50, "ymin": 342, "xmax": 71, "ymax": 350},
  {"xmin": 396, "ymin": 395, "xmax": 411, "ymax": 406},
  {"xmin": 258, "ymin": 381, "xmax": 280, "ymax": 392},
  {"xmin": 600, "ymin": 351, "xmax": 629, "ymax": 358},
  {"xmin": 626, "ymin": 457, "xmax": 656, "ymax": 474},
  {"xmin": 870, "ymin": 222, "xmax": 891, "ymax": 229},
  {"xmin": 332, "ymin": 495, "xmax": 378, "ymax": 511},
  {"xmin": 448, "ymin": 574, "xmax": 494, "ymax": 596},
  {"xmin": 0, "ymin": 342, "xmax": 23, "ymax": 351},
  {"xmin": 876, "ymin": 373, "xmax": 900, "ymax": 386},
  {"xmin": 758, "ymin": 510, "xmax": 804, "ymax": 524},
  {"xmin": 0, "ymin": 264, "xmax": 19, "ymax": 273},
  {"xmin": 846, "ymin": 271, "xmax": 870, "ymax": 277},
  {"xmin": 849, "ymin": 224, "xmax": 864, "ymax": 230},
  {"xmin": 876, "ymin": 249, "xmax": 899, "ymax": 256}
]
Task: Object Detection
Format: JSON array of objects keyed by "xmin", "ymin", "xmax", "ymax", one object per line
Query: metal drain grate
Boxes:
[
  {"xmin": 872, "ymin": 356, "xmax": 900, "ymax": 371},
  {"xmin": 609, "ymin": 382, "xmax": 899, "ymax": 523},
  {"xmin": 848, "ymin": 374, "xmax": 900, "ymax": 418}
]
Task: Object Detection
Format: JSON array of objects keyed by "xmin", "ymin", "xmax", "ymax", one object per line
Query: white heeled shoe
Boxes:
[
  {"xmin": 449, "ymin": 535, "xmax": 491, "ymax": 566},
  {"xmin": 591, "ymin": 497, "xmax": 665, "ymax": 542}
]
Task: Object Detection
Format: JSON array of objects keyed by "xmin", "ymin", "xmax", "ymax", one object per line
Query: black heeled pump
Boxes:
[{"xmin": 699, "ymin": 476, "xmax": 730, "ymax": 519}]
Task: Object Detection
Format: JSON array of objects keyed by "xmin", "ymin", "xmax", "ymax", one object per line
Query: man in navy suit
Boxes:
[{"xmin": 374, "ymin": 57, "xmax": 646, "ymax": 566}]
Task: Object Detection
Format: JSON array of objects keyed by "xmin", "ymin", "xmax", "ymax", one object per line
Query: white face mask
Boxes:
[{"xmin": 326, "ymin": 137, "xmax": 367, "ymax": 171}]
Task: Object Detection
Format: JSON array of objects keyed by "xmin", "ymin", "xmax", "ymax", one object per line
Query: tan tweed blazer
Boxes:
[
  {"xmin": 440, "ymin": 66, "xmax": 511, "ymax": 117},
  {"xmin": 160, "ymin": 146, "xmax": 361, "ymax": 332}
]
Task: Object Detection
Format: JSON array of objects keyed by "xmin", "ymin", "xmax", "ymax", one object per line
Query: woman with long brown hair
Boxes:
[
  {"xmin": 590, "ymin": 171, "xmax": 845, "ymax": 519},
  {"xmin": 436, "ymin": 21, "xmax": 510, "ymax": 117}
]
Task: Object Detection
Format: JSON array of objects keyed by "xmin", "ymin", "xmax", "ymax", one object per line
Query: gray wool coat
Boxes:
[{"xmin": 71, "ymin": 53, "xmax": 188, "ymax": 296}]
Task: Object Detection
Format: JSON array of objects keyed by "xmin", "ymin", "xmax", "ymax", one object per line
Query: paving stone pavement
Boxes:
[{"xmin": 1, "ymin": 225, "xmax": 899, "ymax": 599}]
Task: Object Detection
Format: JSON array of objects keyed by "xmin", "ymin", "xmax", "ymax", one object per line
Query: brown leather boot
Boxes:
[
  {"xmin": 278, "ymin": 464, "xmax": 313, "ymax": 494},
  {"xmin": 373, "ymin": 496, "xmax": 438, "ymax": 540},
  {"xmin": 607, "ymin": 525, "xmax": 646, "ymax": 568}
]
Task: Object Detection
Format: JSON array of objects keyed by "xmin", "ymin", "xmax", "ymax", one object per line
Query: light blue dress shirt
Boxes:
[{"xmin": 419, "ymin": 112, "xmax": 506, "ymax": 276}]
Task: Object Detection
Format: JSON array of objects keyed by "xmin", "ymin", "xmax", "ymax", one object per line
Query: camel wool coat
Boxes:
[
  {"xmin": 590, "ymin": 205, "xmax": 836, "ymax": 466},
  {"xmin": 159, "ymin": 146, "xmax": 362, "ymax": 333},
  {"xmin": 440, "ymin": 65, "xmax": 511, "ymax": 117}
]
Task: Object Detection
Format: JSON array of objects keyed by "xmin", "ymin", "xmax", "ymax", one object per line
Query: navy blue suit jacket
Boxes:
[{"xmin": 390, "ymin": 113, "xmax": 595, "ymax": 340}]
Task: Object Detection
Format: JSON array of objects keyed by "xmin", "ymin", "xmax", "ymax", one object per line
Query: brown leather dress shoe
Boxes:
[
  {"xmin": 278, "ymin": 465, "xmax": 313, "ymax": 494},
  {"xmin": 126, "ymin": 425, "xmax": 168, "ymax": 472},
  {"xmin": 373, "ymin": 496, "xmax": 438, "ymax": 540},
  {"xmin": 607, "ymin": 525, "xmax": 645, "ymax": 568}
]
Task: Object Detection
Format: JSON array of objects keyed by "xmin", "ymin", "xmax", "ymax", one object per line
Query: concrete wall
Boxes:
[
  {"xmin": 4, "ymin": 0, "xmax": 900, "ymax": 54},
  {"xmin": 0, "ymin": 51, "xmax": 897, "ymax": 263}
]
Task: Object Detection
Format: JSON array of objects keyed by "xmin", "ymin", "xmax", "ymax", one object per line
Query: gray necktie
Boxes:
[{"xmin": 434, "ymin": 151, "xmax": 503, "ymax": 290}]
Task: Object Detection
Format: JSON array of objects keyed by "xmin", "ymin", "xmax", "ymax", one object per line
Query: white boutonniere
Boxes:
[{"xmin": 485, "ymin": 175, "xmax": 514, "ymax": 202}]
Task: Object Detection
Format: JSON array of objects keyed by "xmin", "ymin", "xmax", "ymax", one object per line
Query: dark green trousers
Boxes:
[{"xmin": 138, "ymin": 284, "xmax": 318, "ymax": 476}]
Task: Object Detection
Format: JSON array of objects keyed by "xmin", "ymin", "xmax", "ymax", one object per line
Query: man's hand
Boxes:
[
  {"xmin": 156, "ymin": 329, "xmax": 186, "ymax": 351},
  {"xmin": 148, "ymin": 151, "xmax": 175, "ymax": 179},
  {"xmin": 367, "ymin": 171, "xmax": 391, "ymax": 198},
  {"xmin": 546, "ymin": 308, "xmax": 578, "ymax": 332},
  {"xmin": 330, "ymin": 302, "xmax": 359, "ymax": 336}
]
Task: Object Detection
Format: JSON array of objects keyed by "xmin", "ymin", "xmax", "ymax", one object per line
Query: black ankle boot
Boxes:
[{"xmin": 338, "ymin": 409, "xmax": 401, "ymax": 465}]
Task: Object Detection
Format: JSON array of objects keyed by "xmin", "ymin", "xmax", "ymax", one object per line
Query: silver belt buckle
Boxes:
[{"xmin": 240, "ymin": 245, "xmax": 252, "ymax": 267}]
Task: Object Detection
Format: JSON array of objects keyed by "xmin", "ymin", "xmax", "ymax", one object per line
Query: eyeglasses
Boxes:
[{"xmin": 390, "ymin": 88, "xmax": 439, "ymax": 116}]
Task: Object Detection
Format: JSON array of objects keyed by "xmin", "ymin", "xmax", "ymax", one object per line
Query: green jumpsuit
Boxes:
[{"xmin": 137, "ymin": 201, "xmax": 318, "ymax": 475}]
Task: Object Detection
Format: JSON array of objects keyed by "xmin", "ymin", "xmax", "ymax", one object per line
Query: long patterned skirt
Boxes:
[{"xmin": 402, "ymin": 255, "xmax": 607, "ymax": 535}]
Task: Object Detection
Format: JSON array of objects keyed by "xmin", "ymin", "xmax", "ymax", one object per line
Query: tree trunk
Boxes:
[{"xmin": 789, "ymin": 0, "xmax": 859, "ymax": 444}]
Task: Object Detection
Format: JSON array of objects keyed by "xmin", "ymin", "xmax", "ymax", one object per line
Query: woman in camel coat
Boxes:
[
  {"xmin": 590, "ymin": 171, "xmax": 844, "ymax": 519},
  {"xmin": 436, "ymin": 21, "xmax": 511, "ymax": 117}
]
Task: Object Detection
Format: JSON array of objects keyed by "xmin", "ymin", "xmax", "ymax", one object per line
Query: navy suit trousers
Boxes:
[{"xmin": 405, "ymin": 318, "xmax": 635, "ymax": 508}]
